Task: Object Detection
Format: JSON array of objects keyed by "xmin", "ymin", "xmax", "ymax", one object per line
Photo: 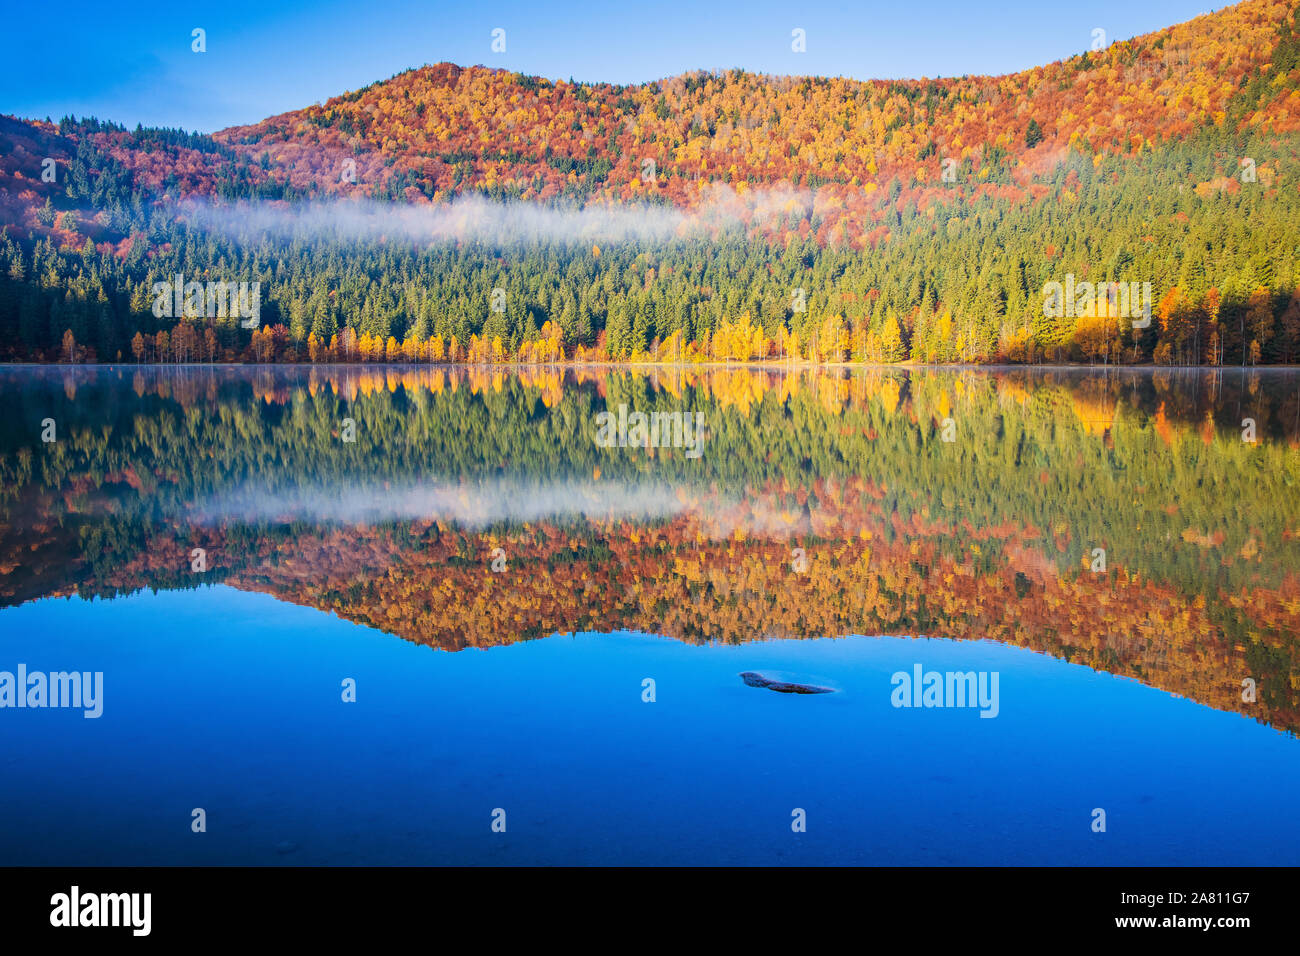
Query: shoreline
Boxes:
[{"xmin": 4, "ymin": 361, "xmax": 1299, "ymax": 372}]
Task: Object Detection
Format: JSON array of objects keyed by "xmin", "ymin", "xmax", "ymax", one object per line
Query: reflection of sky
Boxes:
[{"xmin": 2, "ymin": 585, "xmax": 1297, "ymax": 865}]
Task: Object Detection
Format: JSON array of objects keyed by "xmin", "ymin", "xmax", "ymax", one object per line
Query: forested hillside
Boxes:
[{"xmin": 1, "ymin": 0, "xmax": 1299, "ymax": 365}]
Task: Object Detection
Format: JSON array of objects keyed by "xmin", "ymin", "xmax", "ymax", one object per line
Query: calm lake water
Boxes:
[{"xmin": 1, "ymin": 364, "xmax": 1298, "ymax": 865}]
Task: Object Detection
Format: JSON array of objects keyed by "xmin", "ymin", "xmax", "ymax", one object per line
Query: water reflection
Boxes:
[{"xmin": 2, "ymin": 364, "xmax": 1298, "ymax": 735}]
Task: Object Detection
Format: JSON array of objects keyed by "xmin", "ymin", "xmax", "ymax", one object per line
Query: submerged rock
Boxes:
[{"xmin": 739, "ymin": 671, "xmax": 835, "ymax": 694}]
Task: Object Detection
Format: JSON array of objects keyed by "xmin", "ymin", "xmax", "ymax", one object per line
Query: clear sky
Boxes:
[{"xmin": 1, "ymin": 0, "xmax": 1221, "ymax": 133}]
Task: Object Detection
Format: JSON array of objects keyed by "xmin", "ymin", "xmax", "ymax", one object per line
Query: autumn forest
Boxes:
[{"xmin": 1, "ymin": 0, "xmax": 1299, "ymax": 368}]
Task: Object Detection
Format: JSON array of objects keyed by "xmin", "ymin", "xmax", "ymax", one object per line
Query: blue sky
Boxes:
[{"xmin": 2, "ymin": 0, "xmax": 1219, "ymax": 132}]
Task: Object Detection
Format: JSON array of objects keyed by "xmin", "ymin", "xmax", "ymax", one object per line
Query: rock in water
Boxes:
[{"xmin": 739, "ymin": 671, "xmax": 835, "ymax": 694}]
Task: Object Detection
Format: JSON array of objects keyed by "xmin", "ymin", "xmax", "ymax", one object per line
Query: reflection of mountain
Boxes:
[
  {"xmin": 1, "ymin": 366, "xmax": 1298, "ymax": 733},
  {"xmin": 218, "ymin": 486, "xmax": 1299, "ymax": 735}
]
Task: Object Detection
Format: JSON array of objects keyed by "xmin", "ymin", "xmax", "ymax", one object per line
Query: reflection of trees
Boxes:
[
  {"xmin": 3, "ymin": 366, "xmax": 1299, "ymax": 597},
  {"xmin": 95, "ymin": 481, "xmax": 1300, "ymax": 737},
  {"xmin": 1, "ymin": 366, "xmax": 1298, "ymax": 732}
]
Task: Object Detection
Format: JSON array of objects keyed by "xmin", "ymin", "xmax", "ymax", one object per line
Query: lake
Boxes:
[{"xmin": 1, "ymin": 363, "xmax": 1298, "ymax": 865}]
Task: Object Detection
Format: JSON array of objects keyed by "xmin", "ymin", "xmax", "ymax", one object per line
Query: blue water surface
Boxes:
[{"xmin": 1, "ymin": 585, "xmax": 1297, "ymax": 865}]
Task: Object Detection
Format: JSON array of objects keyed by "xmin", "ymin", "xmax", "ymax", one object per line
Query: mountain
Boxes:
[
  {"xmin": 213, "ymin": 0, "xmax": 1300, "ymax": 213},
  {"xmin": 0, "ymin": 0, "xmax": 1298, "ymax": 366}
]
